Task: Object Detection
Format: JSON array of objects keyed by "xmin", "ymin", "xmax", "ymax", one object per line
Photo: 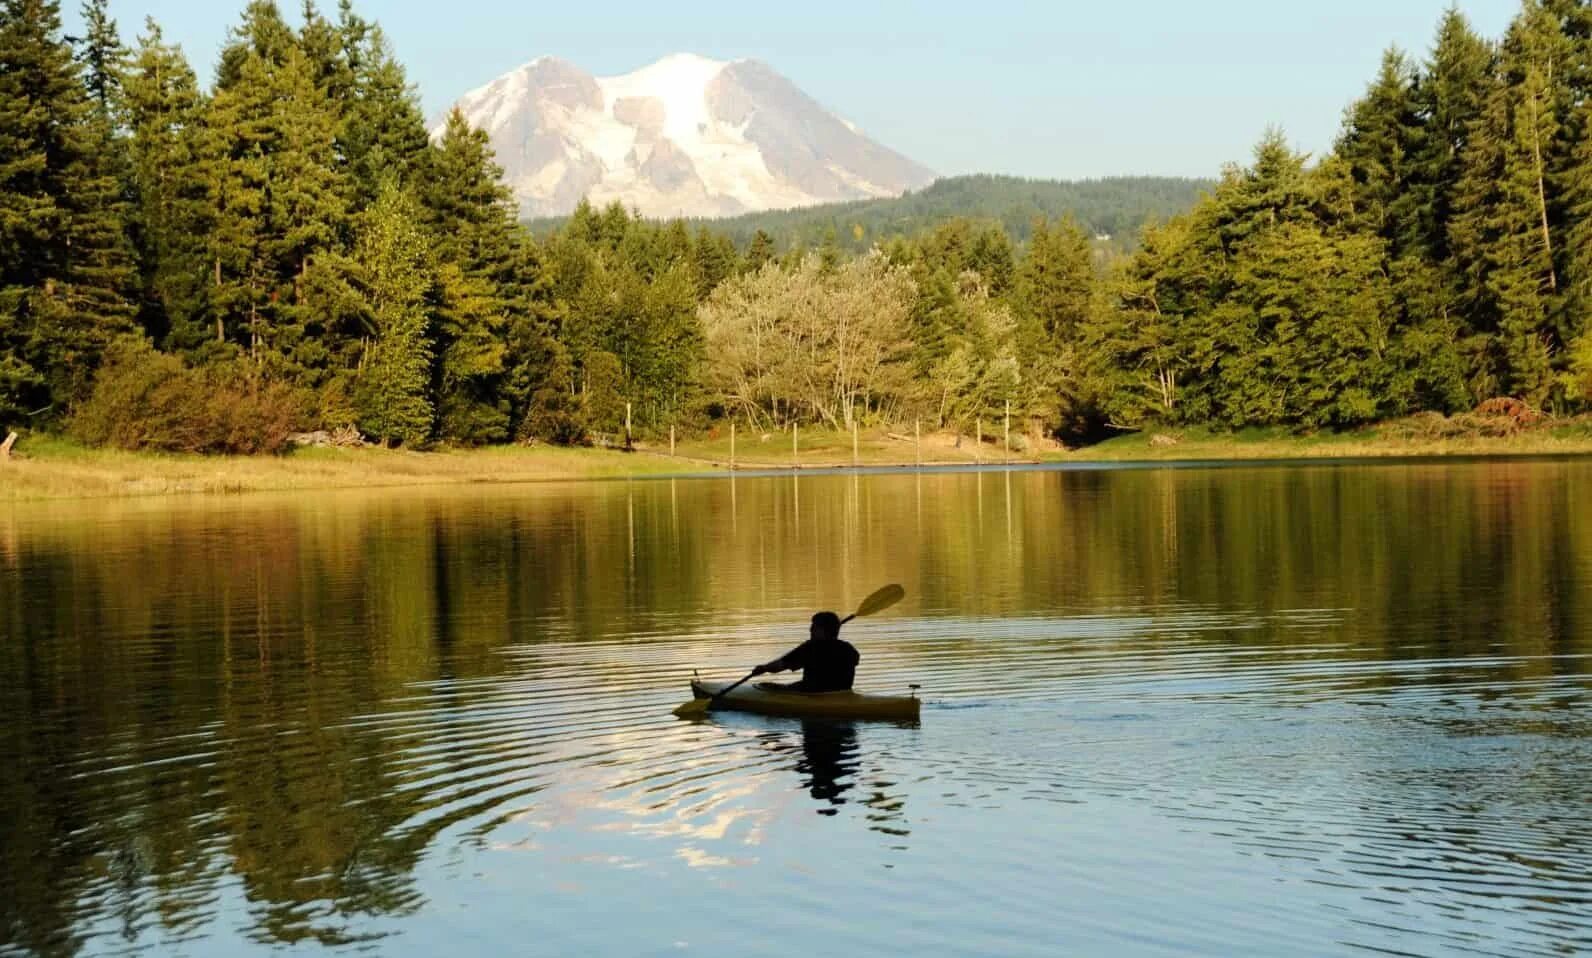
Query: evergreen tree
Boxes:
[
  {"xmin": 1335, "ymin": 48, "xmax": 1422, "ymax": 251},
  {"xmin": 336, "ymin": 8, "xmax": 430, "ymax": 206},
  {"xmin": 123, "ymin": 18, "xmax": 210, "ymax": 346},
  {"xmin": 1083, "ymin": 219, "xmax": 1193, "ymax": 427},
  {"xmin": 744, "ymin": 229, "xmax": 776, "ymax": 273},
  {"xmin": 0, "ymin": 0, "xmax": 134, "ymax": 424},
  {"xmin": 1015, "ymin": 218, "xmax": 1093, "ymax": 346},
  {"xmin": 353, "ymin": 181, "xmax": 432, "ymax": 444},
  {"xmin": 422, "ymin": 109, "xmax": 560, "ymax": 442},
  {"xmin": 690, "ymin": 225, "xmax": 736, "ymax": 297},
  {"xmin": 968, "ymin": 224, "xmax": 1016, "ymax": 295},
  {"xmin": 215, "ymin": 0, "xmax": 294, "ymax": 87},
  {"xmin": 1416, "ymin": 8, "xmax": 1493, "ymax": 266},
  {"xmin": 74, "ymin": 0, "xmax": 124, "ymax": 119},
  {"xmin": 295, "ymin": 0, "xmax": 348, "ymax": 99},
  {"xmin": 1450, "ymin": 2, "xmax": 1568, "ymax": 403},
  {"xmin": 203, "ymin": 9, "xmax": 349, "ymax": 375}
]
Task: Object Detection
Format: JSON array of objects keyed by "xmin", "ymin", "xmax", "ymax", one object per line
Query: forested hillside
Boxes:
[
  {"xmin": 1, "ymin": 0, "xmax": 1589, "ymax": 455},
  {"xmin": 530, "ymin": 175, "xmax": 1215, "ymax": 254}
]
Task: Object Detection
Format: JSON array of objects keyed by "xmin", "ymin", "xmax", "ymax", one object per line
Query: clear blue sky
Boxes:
[{"xmin": 79, "ymin": 0, "xmax": 1522, "ymax": 180}]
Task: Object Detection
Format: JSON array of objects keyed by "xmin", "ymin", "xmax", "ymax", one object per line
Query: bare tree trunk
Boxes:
[
  {"xmin": 1528, "ymin": 90, "xmax": 1558, "ymax": 291},
  {"xmin": 1, "ymin": 431, "xmax": 17, "ymax": 460},
  {"xmin": 214, "ymin": 258, "xmax": 224, "ymax": 343}
]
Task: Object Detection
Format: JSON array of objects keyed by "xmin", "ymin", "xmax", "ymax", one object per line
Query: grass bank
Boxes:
[
  {"xmin": 6, "ymin": 418, "xmax": 1592, "ymax": 501},
  {"xmin": 0, "ymin": 436, "xmax": 692, "ymax": 501},
  {"xmin": 1072, "ymin": 421, "xmax": 1592, "ymax": 461}
]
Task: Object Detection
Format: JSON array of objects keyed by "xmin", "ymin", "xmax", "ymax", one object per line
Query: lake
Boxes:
[{"xmin": 2, "ymin": 460, "xmax": 1589, "ymax": 957}]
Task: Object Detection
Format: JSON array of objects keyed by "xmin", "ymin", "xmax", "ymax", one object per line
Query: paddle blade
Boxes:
[
  {"xmin": 673, "ymin": 697, "xmax": 712, "ymax": 718},
  {"xmin": 853, "ymin": 584, "xmax": 905, "ymax": 619}
]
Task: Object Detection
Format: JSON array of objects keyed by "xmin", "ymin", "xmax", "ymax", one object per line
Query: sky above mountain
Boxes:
[{"xmin": 88, "ymin": 0, "xmax": 1519, "ymax": 179}]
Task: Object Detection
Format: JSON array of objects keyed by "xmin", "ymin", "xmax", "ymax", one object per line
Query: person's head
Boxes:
[{"xmin": 810, "ymin": 611, "xmax": 842, "ymax": 641}]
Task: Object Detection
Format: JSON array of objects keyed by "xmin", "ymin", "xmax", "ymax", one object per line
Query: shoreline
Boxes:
[{"xmin": 5, "ymin": 427, "xmax": 1592, "ymax": 502}]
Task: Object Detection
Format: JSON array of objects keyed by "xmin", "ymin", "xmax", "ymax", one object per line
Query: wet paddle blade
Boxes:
[
  {"xmin": 853, "ymin": 583, "xmax": 905, "ymax": 619},
  {"xmin": 673, "ymin": 697, "xmax": 712, "ymax": 718}
]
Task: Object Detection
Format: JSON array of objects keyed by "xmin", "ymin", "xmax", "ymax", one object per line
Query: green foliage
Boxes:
[
  {"xmin": 0, "ymin": 0, "xmax": 135, "ymax": 427},
  {"xmin": 14, "ymin": 0, "xmax": 1592, "ymax": 453},
  {"xmin": 123, "ymin": 18, "xmax": 211, "ymax": 347},
  {"xmin": 700, "ymin": 253, "xmax": 916, "ymax": 429},
  {"xmin": 71, "ymin": 337, "xmax": 302, "ymax": 453},
  {"xmin": 352, "ymin": 182, "xmax": 432, "ymax": 445},
  {"xmin": 532, "ymin": 175, "xmax": 1215, "ymax": 256}
]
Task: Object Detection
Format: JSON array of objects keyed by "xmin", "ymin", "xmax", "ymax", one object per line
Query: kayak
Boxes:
[{"xmin": 689, "ymin": 679, "xmax": 921, "ymax": 722}]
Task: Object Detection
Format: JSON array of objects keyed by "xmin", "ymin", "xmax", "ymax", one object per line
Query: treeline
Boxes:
[
  {"xmin": 531, "ymin": 175, "xmax": 1215, "ymax": 255},
  {"xmin": 2, "ymin": 0, "xmax": 568, "ymax": 449},
  {"xmin": 3, "ymin": 1, "xmax": 1590, "ymax": 455},
  {"xmin": 1087, "ymin": 4, "xmax": 1592, "ymax": 430}
]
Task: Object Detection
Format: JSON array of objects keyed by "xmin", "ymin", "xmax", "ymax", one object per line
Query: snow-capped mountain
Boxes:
[{"xmin": 436, "ymin": 53, "xmax": 937, "ymax": 218}]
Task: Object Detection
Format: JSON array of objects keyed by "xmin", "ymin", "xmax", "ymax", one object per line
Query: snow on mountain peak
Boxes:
[{"xmin": 436, "ymin": 54, "xmax": 935, "ymax": 219}]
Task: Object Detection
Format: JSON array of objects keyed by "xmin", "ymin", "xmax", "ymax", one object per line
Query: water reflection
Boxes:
[
  {"xmin": 0, "ymin": 461, "xmax": 1589, "ymax": 956},
  {"xmin": 794, "ymin": 721, "xmax": 858, "ymax": 811}
]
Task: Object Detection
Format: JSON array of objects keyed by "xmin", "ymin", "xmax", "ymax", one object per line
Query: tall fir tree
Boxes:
[
  {"xmin": 1450, "ymin": 1, "xmax": 1569, "ymax": 403},
  {"xmin": 353, "ymin": 180, "xmax": 433, "ymax": 444},
  {"xmin": 74, "ymin": 0, "xmax": 124, "ymax": 119},
  {"xmin": 1417, "ymin": 8, "xmax": 1493, "ymax": 268},
  {"xmin": 338, "ymin": 20, "xmax": 430, "ymax": 206},
  {"xmin": 203, "ymin": 11, "xmax": 349, "ymax": 376},
  {"xmin": 690, "ymin": 225, "xmax": 736, "ymax": 298},
  {"xmin": 744, "ymin": 229, "xmax": 776, "ymax": 274},
  {"xmin": 1335, "ymin": 48, "xmax": 1422, "ymax": 252},
  {"xmin": 421, "ymin": 109, "xmax": 560, "ymax": 442},
  {"xmin": 123, "ymin": 18, "xmax": 210, "ymax": 346},
  {"xmin": 0, "ymin": 0, "xmax": 134, "ymax": 425}
]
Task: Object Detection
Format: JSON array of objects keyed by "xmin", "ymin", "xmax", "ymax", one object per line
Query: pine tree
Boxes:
[
  {"xmin": 1450, "ymin": 2, "xmax": 1568, "ymax": 403},
  {"xmin": 123, "ymin": 17, "xmax": 210, "ymax": 347},
  {"xmin": 744, "ymin": 229, "xmax": 775, "ymax": 273},
  {"xmin": 1015, "ymin": 217, "xmax": 1093, "ymax": 346},
  {"xmin": 1083, "ymin": 219, "xmax": 1192, "ymax": 427},
  {"xmin": 1416, "ymin": 8, "xmax": 1493, "ymax": 267},
  {"xmin": 295, "ymin": 0, "xmax": 348, "ymax": 98},
  {"xmin": 203, "ymin": 18, "xmax": 349, "ymax": 376},
  {"xmin": 968, "ymin": 225, "xmax": 1016, "ymax": 295},
  {"xmin": 421, "ymin": 109, "xmax": 560, "ymax": 442},
  {"xmin": 335, "ymin": 10, "xmax": 430, "ymax": 207},
  {"xmin": 1545, "ymin": 0, "xmax": 1592, "ymax": 369},
  {"xmin": 74, "ymin": 0, "xmax": 124, "ymax": 119},
  {"xmin": 353, "ymin": 181, "xmax": 432, "ymax": 444},
  {"xmin": 0, "ymin": 0, "xmax": 134, "ymax": 424},
  {"xmin": 691, "ymin": 225, "xmax": 735, "ymax": 297},
  {"xmin": 1335, "ymin": 48, "xmax": 1422, "ymax": 252},
  {"xmin": 215, "ymin": 0, "xmax": 294, "ymax": 87}
]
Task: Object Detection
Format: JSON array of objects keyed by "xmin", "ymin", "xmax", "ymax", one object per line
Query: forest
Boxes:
[
  {"xmin": 2, "ymin": 0, "xmax": 1591, "ymax": 454},
  {"xmin": 529, "ymin": 175, "xmax": 1217, "ymax": 256}
]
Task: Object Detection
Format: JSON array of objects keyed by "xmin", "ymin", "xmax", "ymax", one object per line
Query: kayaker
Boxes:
[{"xmin": 751, "ymin": 611, "xmax": 860, "ymax": 692}]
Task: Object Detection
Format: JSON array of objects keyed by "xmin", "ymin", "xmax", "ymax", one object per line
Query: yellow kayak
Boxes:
[{"xmin": 689, "ymin": 679, "xmax": 921, "ymax": 721}]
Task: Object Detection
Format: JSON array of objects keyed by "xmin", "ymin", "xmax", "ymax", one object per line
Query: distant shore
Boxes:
[{"xmin": 5, "ymin": 424, "xmax": 1592, "ymax": 502}]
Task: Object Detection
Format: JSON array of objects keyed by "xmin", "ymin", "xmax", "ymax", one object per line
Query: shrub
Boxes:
[{"xmin": 71, "ymin": 339, "xmax": 306, "ymax": 454}]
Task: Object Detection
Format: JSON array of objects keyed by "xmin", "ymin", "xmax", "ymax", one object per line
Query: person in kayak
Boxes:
[{"xmin": 751, "ymin": 611, "xmax": 859, "ymax": 692}]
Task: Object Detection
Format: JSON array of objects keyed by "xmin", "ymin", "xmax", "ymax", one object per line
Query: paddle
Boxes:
[{"xmin": 672, "ymin": 584, "xmax": 906, "ymax": 718}]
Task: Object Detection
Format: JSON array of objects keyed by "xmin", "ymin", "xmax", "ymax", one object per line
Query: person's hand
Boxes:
[{"xmin": 751, "ymin": 663, "xmax": 771, "ymax": 676}]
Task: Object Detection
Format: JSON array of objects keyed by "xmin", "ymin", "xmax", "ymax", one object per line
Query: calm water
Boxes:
[{"xmin": 2, "ymin": 461, "xmax": 1590, "ymax": 957}]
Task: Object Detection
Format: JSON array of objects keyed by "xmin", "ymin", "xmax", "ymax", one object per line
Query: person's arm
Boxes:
[{"xmin": 753, "ymin": 639, "xmax": 812, "ymax": 675}]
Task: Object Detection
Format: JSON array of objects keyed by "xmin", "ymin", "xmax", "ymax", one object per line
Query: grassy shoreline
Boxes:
[{"xmin": 5, "ymin": 424, "xmax": 1592, "ymax": 501}]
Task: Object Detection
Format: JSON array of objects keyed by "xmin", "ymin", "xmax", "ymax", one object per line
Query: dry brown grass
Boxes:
[{"xmin": 1, "ymin": 438, "xmax": 693, "ymax": 501}]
